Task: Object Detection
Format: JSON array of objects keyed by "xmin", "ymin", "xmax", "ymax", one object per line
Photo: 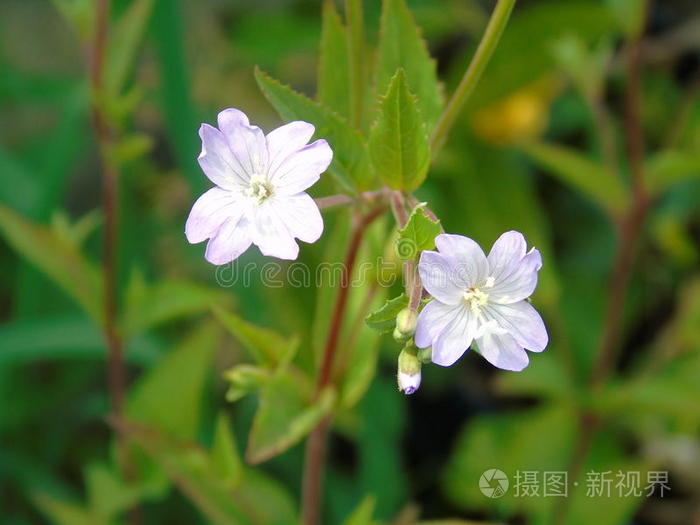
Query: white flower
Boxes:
[
  {"xmin": 415, "ymin": 231, "xmax": 548, "ymax": 371},
  {"xmin": 185, "ymin": 108, "xmax": 333, "ymax": 264}
]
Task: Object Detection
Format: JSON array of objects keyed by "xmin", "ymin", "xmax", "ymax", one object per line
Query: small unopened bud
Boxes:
[
  {"xmin": 397, "ymin": 347, "xmax": 422, "ymax": 395},
  {"xmin": 393, "ymin": 307, "xmax": 418, "ymax": 343},
  {"xmin": 224, "ymin": 365, "xmax": 268, "ymax": 402}
]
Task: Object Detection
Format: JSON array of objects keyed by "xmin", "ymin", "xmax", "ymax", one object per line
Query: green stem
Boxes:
[
  {"xmin": 345, "ymin": 0, "xmax": 365, "ymax": 128},
  {"xmin": 430, "ymin": 0, "xmax": 517, "ymax": 152}
]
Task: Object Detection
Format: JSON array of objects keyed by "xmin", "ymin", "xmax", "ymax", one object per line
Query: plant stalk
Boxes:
[
  {"xmin": 550, "ymin": 8, "xmax": 650, "ymax": 523},
  {"xmin": 345, "ymin": 0, "xmax": 365, "ymax": 129},
  {"xmin": 430, "ymin": 0, "xmax": 517, "ymax": 152},
  {"xmin": 301, "ymin": 205, "xmax": 385, "ymax": 525}
]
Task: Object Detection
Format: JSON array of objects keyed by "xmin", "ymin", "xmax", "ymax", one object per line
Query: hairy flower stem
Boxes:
[
  {"xmin": 301, "ymin": 205, "xmax": 386, "ymax": 525},
  {"xmin": 430, "ymin": 0, "xmax": 517, "ymax": 153},
  {"xmin": 550, "ymin": 9, "xmax": 650, "ymax": 524}
]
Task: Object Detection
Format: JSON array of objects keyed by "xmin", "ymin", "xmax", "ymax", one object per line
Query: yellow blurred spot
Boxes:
[{"xmin": 471, "ymin": 79, "xmax": 557, "ymax": 145}]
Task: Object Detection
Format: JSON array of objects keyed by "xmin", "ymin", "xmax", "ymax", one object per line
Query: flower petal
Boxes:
[
  {"xmin": 484, "ymin": 301, "xmax": 548, "ymax": 352},
  {"xmin": 251, "ymin": 202, "xmax": 300, "ymax": 260},
  {"xmin": 418, "ymin": 251, "xmax": 465, "ymax": 305},
  {"xmin": 431, "ymin": 305, "xmax": 477, "ymax": 367},
  {"xmin": 217, "ymin": 108, "xmax": 268, "ymax": 176},
  {"xmin": 415, "ymin": 300, "xmax": 464, "ymax": 348},
  {"xmin": 198, "ymin": 124, "xmax": 249, "ymax": 189},
  {"xmin": 434, "ymin": 234, "xmax": 488, "ymax": 287},
  {"xmin": 265, "ymin": 121, "xmax": 315, "ymax": 174},
  {"xmin": 185, "ymin": 187, "xmax": 245, "ymax": 244},
  {"xmin": 475, "ymin": 330, "xmax": 529, "ymax": 371},
  {"xmin": 269, "ymin": 139, "xmax": 333, "ymax": 195},
  {"xmin": 204, "ymin": 215, "xmax": 253, "ymax": 265},
  {"xmin": 487, "ymin": 230, "xmax": 526, "ymax": 281},
  {"xmin": 488, "ymin": 248, "xmax": 542, "ymax": 304},
  {"xmin": 272, "ymin": 193, "xmax": 323, "ymax": 243}
]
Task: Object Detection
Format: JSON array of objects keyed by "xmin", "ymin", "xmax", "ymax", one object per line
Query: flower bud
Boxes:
[
  {"xmin": 397, "ymin": 347, "xmax": 422, "ymax": 395},
  {"xmin": 393, "ymin": 307, "xmax": 418, "ymax": 343},
  {"xmin": 223, "ymin": 364, "xmax": 268, "ymax": 402}
]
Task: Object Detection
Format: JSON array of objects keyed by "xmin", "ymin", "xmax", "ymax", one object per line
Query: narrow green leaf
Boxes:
[
  {"xmin": 396, "ymin": 204, "xmax": 442, "ymax": 260},
  {"xmin": 213, "ymin": 306, "xmax": 298, "ymax": 367},
  {"xmin": 210, "ymin": 414, "xmax": 243, "ymax": 488},
  {"xmin": 32, "ymin": 493, "xmax": 92, "ymax": 525},
  {"xmin": 0, "ymin": 204, "xmax": 102, "ymax": 323},
  {"xmin": 255, "ymin": 67, "xmax": 374, "ymax": 191},
  {"xmin": 122, "ymin": 276, "xmax": 230, "ymax": 336},
  {"xmin": 365, "ymin": 294, "xmax": 408, "ymax": 334},
  {"xmin": 645, "ymin": 150, "xmax": 700, "ymax": 194},
  {"xmin": 317, "ymin": 0, "xmax": 350, "ymax": 118},
  {"xmin": 520, "ymin": 141, "xmax": 629, "ymax": 215},
  {"xmin": 0, "ymin": 315, "xmax": 162, "ymax": 367},
  {"xmin": 106, "ymin": 0, "xmax": 155, "ymax": 95},
  {"xmin": 127, "ymin": 324, "xmax": 219, "ymax": 440},
  {"xmin": 85, "ymin": 463, "xmax": 143, "ymax": 522},
  {"xmin": 342, "ymin": 495, "xmax": 376, "ymax": 525},
  {"xmin": 369, "ymin": 69, "xmax": 430, "ymax": 192},
  {"xmin": 376, "ymin": 0, "xmax": 443, "ymax": 130},
  {"xmin": 247, "ymin": 369, "xmax": 335, "ymax": 464},
  {"xmin": 111, "ymin": 420, "xmax": 253, "ymax": 525}
]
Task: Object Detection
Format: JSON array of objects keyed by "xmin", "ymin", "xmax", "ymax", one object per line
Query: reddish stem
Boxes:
[{"xmin": 301, "ymin": 206, "xmax": 385, "ymax": 525}]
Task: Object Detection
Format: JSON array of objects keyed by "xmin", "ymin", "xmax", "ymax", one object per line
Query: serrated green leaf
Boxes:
[
  {"xmin": 247, "ymin": 370, "xmax": 335, "ymax": 464},
  {"xmin": 369, "ymin": 70, "xmax": 430, "ymax": 192},
  {"xmin": 376, "ymin": 0, "xmax": 443, "ymax": 130},
  {"xmin": 255, "ymin": 67, "xmax": 374, "ymax": 191},
  {"xmin": 127, "ymin": 324, "xmax": 218, "ymax": 440},
  {"xmin": 317, "ymin": 0, "xmax": 350, "ymax": 119},
  {"xmin": 520, "ymin": 141, "xmax": 629, "ymax": 215},
  {"xmin": 365, "ymin": 294, "xmax": 408, "ymax": 334},
  {"xmin": 396, "ymin": 204, "xmax": 441, "ymax": 260},
  {"xmin": 0, "ymin": 204, "xmax": 103, "ymax": 323},
  {"xmin": 213, "ymin": 306, "xmax": 298, "ymax": 367}
]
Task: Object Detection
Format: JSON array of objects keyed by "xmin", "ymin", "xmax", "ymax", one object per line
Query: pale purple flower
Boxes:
[
  {"xmin": 415, "ymin": 231, "xmax": 548, "ymax": 371},
  {"xmin": 185, "ymin": 108, "xmax": 332, "ymax": 264}
]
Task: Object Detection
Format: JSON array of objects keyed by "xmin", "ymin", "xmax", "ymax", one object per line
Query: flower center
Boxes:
[
  {"xmin": 463, "ymin": 287, "xmax": 489, "ymax": 315},
  {"xmin": 245, "ymin": 175, "xmax": 273, "ymax": 205}
]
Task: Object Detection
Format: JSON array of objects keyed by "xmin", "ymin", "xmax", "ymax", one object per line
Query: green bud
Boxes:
[
  {"xmin": 397, "ymin": 347, "xmax": 422, "ymax": 395},
  {"xmin": 393, "ymin": 307, "xmax": 418, "ymax": 343},
  {"xmin": 223, "ymin": 365, "xmax": 268, "ymax": 402}
]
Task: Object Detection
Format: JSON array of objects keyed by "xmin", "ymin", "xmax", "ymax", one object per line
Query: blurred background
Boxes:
[{"xmin": 2, "ymin": 0, "xmax": 700, "ymax": 524}]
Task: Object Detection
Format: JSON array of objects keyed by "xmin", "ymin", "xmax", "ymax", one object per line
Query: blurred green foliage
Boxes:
[{"xmin": 1, "ymin": 0, "xmax": 700, "ymax": 524}]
